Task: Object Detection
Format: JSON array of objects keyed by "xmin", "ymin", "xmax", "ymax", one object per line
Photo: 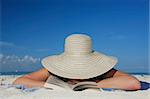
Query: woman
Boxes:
[{"xmin": 13, "ymin": 34, "xmax": 141, "ymax": 90}]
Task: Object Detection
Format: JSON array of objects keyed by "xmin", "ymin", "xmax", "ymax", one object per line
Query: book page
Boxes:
[
  {"xmin": 72, "ymin": 81, "xmax": 98, "ymax": 91},
  {"xmin": 44, "ymin": 75, "xmax": 71, "ymax": 90},
  {"xmin": 44, "ymin": 83, "xmax": 66, "ymax": 90},
  {"xmin": 44, "ymin": 75, "xmax": 98, "ymax": 91}
]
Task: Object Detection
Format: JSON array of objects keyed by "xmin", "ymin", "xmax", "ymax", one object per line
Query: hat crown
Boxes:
[{"xmin": 64, "ymin": 34, "xmax": 92, "ymax": 55}]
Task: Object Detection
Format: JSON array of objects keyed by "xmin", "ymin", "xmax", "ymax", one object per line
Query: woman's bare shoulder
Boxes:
[
  {"xmin": 23, "ymin": 68, "xmax": 50, "ymax": 81},
  {"xmin": 102, "ymin": 68, "xmax": 129, "ymax": 78}
]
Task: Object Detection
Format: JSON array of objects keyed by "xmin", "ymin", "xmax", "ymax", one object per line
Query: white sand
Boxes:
[{"xmin": 0, "ymin": 75, "xmax": 150, "ymax": 99}]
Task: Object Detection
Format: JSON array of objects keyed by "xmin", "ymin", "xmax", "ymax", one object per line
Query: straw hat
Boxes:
[{"xmin": 42, "ymin": 34, "xmax": 118, "ymax": 79}]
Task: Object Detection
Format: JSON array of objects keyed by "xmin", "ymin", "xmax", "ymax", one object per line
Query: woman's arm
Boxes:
[
  {"xmin": 96, "ymin": 69, "xmax": 141, "ymax": 90},
  {"xmin": 13, "ymin": 68, "xmax": 50, "ymax": 88}
]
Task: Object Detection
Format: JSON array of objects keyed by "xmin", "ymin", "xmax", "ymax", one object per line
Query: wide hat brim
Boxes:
[{"xmin": 41, "ymin": 51, "xmax": 118, "ymax": 79}]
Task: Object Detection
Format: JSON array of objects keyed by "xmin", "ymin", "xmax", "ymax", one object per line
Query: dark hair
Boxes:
[{"xmin": 48, "ymin": 72, "xmax": 71, "ymax": 82}]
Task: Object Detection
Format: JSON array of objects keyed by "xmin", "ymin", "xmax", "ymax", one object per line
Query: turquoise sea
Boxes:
[{"xmin": 0, "ymin": 72, "xmax": 149, "ymax": 75}]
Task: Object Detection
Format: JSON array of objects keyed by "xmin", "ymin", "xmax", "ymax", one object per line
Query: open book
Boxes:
[{"xmin": 44, "ymin": 75, "xmax": 99, "ymax": 91}]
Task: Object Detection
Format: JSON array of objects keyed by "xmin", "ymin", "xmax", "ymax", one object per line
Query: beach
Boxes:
[{"xmin": 0, "ymin": 75, "xmax": 150, "ymax": 99}]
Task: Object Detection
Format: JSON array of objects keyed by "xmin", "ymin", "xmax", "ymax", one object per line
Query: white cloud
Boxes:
[
  {"xmin": 0, "ymin": 54, "xmax": 3, "ymax": 59},
  {"xmin": 0, "ymin": 41, "xmax": 15, "ymax": 47},
  {"xmin": 0, "ymin": 54, "xmax": 41, "ymax": 72},
  {"xmin": 0, "ymin": 41, "xmax": 27, "ymax": 51},
  {"xmin": 23, "ymin": 55, "xmax": 40, "ymax": 63},
  {"xmin": 0, "ymin": 41, "xmax": 51, "ymax": 52},
  {"xmin": 0, "ymin": 54, "xmax": 40, "ymax": 65}
]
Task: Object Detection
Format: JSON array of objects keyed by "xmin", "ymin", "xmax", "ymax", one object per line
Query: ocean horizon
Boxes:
[{"xmin": 0, "ymin": 72, "xmax": 149, "ymax": 75}]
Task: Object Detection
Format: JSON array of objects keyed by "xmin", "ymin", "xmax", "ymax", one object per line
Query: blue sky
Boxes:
[{"xmin": 1, "ymin": 0, "xmax": 149, "ymax": 73}]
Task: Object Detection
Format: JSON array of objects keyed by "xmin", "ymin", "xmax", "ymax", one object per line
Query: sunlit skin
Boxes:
[{"xmin": 13, "ymin": 68, "xmax": 141, "ymax": 90}]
